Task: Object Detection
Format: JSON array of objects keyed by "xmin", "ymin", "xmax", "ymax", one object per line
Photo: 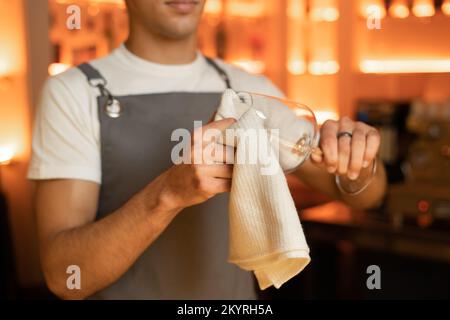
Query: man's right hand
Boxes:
[{"xmin": 156, "ymin": 118, "xmax": 236, "ymax": 211}]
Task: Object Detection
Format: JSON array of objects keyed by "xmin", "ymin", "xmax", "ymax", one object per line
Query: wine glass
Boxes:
[{"xmin": 236, "ymin": 91, "xmax": 377, "ymax": 195}]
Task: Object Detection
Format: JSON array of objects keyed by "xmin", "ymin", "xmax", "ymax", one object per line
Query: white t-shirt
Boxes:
[{"xmin": 28, "ymin": 44, "xmax": 284, "ymax": 184}]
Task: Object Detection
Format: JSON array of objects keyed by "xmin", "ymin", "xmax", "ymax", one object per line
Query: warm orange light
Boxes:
[
  {"xmin": 0, "ymin": 59, "xmax": 10, "ymax": 77},
  {"xmin": 48, "ymin": 63, "xmax": 70, "ymax": 76},
  {"xmin": 231, "ymin": 60, "xmax": 266, "ymax": 74},
  {"xmin": 360, "ymin": 59, "xmax": 450, "ymax": 73},
  {"xmin": 417, "ymin": 212, "xmax": 433, "ymax": 227},
  {"xmin": 88, "ymin": 4, "xmax": 100, "ymax": 16},
  {"xmin": 0, "ymin": 76, "xmax": 12, "ymax": 91},
  {"xmin": 314, "ymin": 110, "xmax": 339, "ymax": 124},
  {"xmin": 309, "ymin": 0, "xmax": 339, "ymax": 22},
  {"xmin": 389, "ymin": 0, "xmax": 410, "ymax": 18},
  {"xmin": 412, "ymin": 0, "xmax": 435, "ymax": 17},
  {"xmin": 442, "ymin": 0, "xmax": 450, "ymax": 16},
  {"xmin": 308, "ymin": 60, "xmax": 340, "ymax": 75},
  {"xmin": 0, "ymin": 146, "xmax": 14, "ymax": 165},
  {"xmin": 287, "ymin": 59, "xmax": 306, "ymax": 75},
  {"xmin": 287, "ymin": 1, "xmax": 306, "ymax": 76},
  {"xmin": 227, "ymin": 1, "xmax": 266, "ymax": 18},
  {"xmin": 204, "ymin": 0, "xmax": 222, "ymax": 15},
  {"xmin": 360, "ymin": 0, "xmax": 387, "ymax": 19},
  {"xmin": 287, "ymin": 0, "xmax": 306, "ymax": 19},
  {"xmin": 417, "ymin": 200, "xmax": 430, "ymax": 213},
  {"xmin": 204, "ymin": 0, "xmax": 267, "ymax": 17},
  {"xmin": 0, "ymin": 1, "xmax": 30, "ymax": 163}
]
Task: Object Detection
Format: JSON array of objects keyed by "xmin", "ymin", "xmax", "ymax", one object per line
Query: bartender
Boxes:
[{"xmin": 28, "ymin": 0, "xmax": 387, "ymax": 299}]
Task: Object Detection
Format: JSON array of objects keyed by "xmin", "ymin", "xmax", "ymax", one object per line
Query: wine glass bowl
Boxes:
[
  {"xmin": 236, "ymin": 91, "xmax": 320, "ymax": 172},
  {"xmin": 335, "ymin": 158, "xmax": 377, "ymax": 195},
  {"xmin": 235, "ymin": 91, "xmax": 376, "ymax": 195}
]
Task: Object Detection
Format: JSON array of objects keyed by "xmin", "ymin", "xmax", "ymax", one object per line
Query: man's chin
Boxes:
[{"xmin": 159, "ymin": 22, "xmax": 199, "ymax": 40}]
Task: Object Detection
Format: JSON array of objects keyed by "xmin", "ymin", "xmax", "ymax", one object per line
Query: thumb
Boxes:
[{"xmin": 208, "ymin": 111, "xmax": 218, "ymax": 123}]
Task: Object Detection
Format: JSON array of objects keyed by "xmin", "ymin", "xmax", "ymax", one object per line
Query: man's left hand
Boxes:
[{"xmin": 311, "ymin": 117, "xmax": 381, "ymax": 180}]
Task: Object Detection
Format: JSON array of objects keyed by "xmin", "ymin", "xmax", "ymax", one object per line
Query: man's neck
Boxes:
[{"xmin": 125, "ymin": 26, "xmax": 198, "ymax": 65}]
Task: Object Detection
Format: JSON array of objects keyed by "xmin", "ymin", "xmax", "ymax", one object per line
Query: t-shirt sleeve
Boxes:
[{"xmin": 27, "ymin": 74, "xmax": 101, "ymax": 184}]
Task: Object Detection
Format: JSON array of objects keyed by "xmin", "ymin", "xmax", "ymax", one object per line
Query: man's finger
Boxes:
[
  {"xmin": 363, "ymin": 130, "xmax": 380, "ymax": 167},
  {"xmin": 209, "ymin": 143, "xmax": 235, "ymax": 164},
  {"xmin": 198, "ymin": 164, "xmax": 233, "ymax": 179},
  {"xmin": 320, "ymin": 120, "xmax": 339, "ymax": 173},
  {"xmin": 193, "ymin": 118, "xmax": 236, "ymax": 146},
  {"xmin": 348, "ymin": 129, "xmax": 366, "ymax": 180},
  {"xmin": 208, "ymin": 177, "xmax": 232, "ymax": 194},
  {"xmin": 337, "ymin": 117, "xmax": 354, "ymax": 175}
]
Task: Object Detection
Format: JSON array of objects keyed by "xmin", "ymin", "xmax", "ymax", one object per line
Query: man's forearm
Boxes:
[
  {"xmin": 41, "ymin": 174, "xmax": 179, "ymax": 299},
  {"xmin": 39, "ymin": 119, "xmax": 235, "ymax": 300}
]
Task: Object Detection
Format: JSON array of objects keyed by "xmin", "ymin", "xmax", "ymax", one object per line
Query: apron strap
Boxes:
[
  {"xmin": 78, "ymin": 63, "xmax": 108, "ymax": 87},
  {"xmin": 204, "ymin": 57, "xmax": 232, "ymax": 89},
  {"xmin": 77, "ymin": 63, "xmax": 119, "ymax": 119},
  {"xmin": 78, "ymin": 63, "xmax": 114, "ymax": 100}
]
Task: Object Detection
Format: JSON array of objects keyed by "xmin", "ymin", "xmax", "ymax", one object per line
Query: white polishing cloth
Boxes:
[{"xmin": 214, "ymin": 89, "xmax": 311, "ymax": 290}]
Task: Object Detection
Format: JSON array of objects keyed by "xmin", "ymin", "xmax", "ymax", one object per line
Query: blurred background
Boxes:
[{"xmin": 0, "ymin": 0, "xmax": 449, "ymax": 299}]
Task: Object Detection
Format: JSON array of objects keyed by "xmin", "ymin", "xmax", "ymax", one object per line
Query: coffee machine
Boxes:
[
  {"xmin": 388, "ymin": 100, "xmax": 450, "ymax": 228},
  {"xmin": 356, "ymin": 99, "xmax": 450, "ymax": 228}
]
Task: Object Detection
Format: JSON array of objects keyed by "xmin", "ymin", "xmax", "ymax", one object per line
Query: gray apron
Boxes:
[{"xmin": 77, "ymin": 58, "xmax": 256, "ymax": 300}]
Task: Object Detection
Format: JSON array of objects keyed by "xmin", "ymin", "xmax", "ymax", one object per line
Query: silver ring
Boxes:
[{"xmin": 337, "ymin": 131, "xmax": 353, "ymax": 139}]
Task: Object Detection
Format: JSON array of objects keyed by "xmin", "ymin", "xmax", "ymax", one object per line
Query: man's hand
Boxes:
[
  {"xmin": 294, "ymin": 116, "xmax": 386, "ymax": 210},
  {"xmin": 311, "ymin": 117, "xmax": 381, "ymax": 180},
  {"xmin": 157, "ymin": 118, "xmax": 236, "ymax": 211}
]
